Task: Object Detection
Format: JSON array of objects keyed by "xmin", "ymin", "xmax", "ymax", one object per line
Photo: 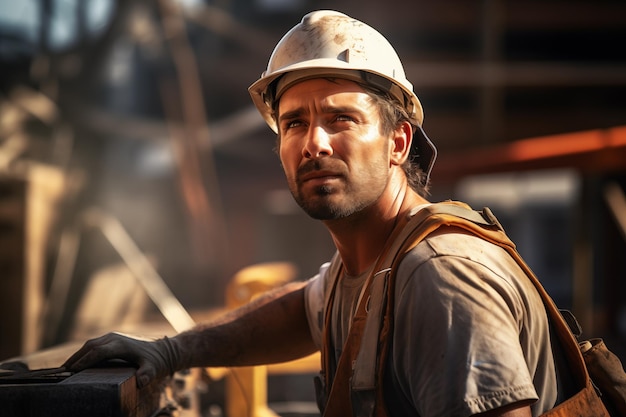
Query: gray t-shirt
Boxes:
[{"xmin": 304, "ymin": 230, "xmax": 558, "ymax": 417}]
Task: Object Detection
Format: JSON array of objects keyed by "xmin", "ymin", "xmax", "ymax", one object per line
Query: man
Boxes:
[{"xmin": 65, "ymin": 10, "xmax": 560, "ymax": 416}]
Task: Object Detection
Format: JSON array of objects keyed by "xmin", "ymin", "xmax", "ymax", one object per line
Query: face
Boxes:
[{"xmin": 277, "ymin": 78, "xmax": 394, "ymax": 220}]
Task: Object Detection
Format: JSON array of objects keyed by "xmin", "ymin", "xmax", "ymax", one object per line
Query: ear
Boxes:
[{"xmin": 389, "ymin": 121, "xmax": 413, "ymax": 166}]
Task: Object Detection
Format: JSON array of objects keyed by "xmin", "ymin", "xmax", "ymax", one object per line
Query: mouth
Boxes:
[{"xmin": 299, "ymin": 170, "xmax": 342, "ymax": 185}]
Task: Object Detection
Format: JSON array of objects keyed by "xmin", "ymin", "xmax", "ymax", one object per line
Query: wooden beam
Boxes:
[{"xmin": 433, "ymin": 125, "xmax": 626, "ymax": 184}]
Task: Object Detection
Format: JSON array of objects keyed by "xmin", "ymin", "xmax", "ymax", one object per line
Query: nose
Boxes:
[{"xmin": 303, "ymin": 124, "xmax": 333, "ymax": 159}]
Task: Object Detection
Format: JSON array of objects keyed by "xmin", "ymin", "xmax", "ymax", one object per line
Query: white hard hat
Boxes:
[{"xmin": 248, "ymin": 10, "xmax": 436, "ymax": 181}]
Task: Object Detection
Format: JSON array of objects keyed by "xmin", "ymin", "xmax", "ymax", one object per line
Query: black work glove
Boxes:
[{"xmin": 63, "ymin": 332, "xmax": 181, "ymax": 388}]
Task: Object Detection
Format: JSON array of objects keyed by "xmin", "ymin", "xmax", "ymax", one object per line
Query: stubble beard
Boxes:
[
  {"xmin": 290, "ymin": 177, "xmax": 383, "ymax": 221},
  {"xmin": 292, "ymin": 184, "xmax": 350, "ymax": 220},
  {"xmin": 287, "ymin": 159, "xmax": 355, "ymax": 220},
  {"xmin": 288, "ymin": 154, "xmax": 389, "ymax": 221}
]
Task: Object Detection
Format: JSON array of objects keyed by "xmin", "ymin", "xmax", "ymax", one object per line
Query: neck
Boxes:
[{"xmin": 323, "ymin": 182, "xmax": 429, "ymax": 276}]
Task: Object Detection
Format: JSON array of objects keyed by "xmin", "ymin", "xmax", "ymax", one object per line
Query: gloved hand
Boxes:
[{"xmin": 63, "ymin": 332, "xmax": 181, "ymax": 388}]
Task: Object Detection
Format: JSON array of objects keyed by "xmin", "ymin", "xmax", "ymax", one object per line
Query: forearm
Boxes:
[{"xmin": 172, "ymin": 280, "xmax": 317, "ymax": 369}]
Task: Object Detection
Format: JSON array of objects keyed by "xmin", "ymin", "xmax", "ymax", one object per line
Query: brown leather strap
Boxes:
[{"xmin": 539, "ymin": 383, "xmax": 609, "ymax": 417}]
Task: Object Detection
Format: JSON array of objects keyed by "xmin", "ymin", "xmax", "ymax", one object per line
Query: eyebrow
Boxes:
[{"xmin": 278, "ymin": 108, "xmax": 303, "ymax": 124}]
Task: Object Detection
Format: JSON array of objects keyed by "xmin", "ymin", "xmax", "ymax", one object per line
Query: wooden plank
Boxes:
[{"xmin": 0, "ymin": 176, "xmax": 26, "ymax": 360}]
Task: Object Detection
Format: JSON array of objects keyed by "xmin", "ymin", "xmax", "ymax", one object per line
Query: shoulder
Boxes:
[
  {"xmin": 392, "ymin": 229, "xmax": 545, "ymax": 331},
  {"xmin": 397, "ymin": 229, "xmax": 528, "ymax": 295},
  {"xmin": 402, "ymin": 228, "xmax": 513, "ymax": 269}
]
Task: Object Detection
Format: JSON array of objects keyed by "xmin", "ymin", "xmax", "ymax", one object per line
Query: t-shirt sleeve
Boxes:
[
  {"xmin": 304, "ymin": 262, "xmax": 330, "ymax": 350},
  {"xmin": 392, "ymin": 236, "xmax": 539, "ymax": 416}
]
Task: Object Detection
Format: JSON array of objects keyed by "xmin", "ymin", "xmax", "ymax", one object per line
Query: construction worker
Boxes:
[{"xmin": 65, "ymin": 10, "xmax": 561, "ymax": 416}]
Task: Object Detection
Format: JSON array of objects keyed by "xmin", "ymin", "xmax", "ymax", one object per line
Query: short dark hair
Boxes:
[{"xmin": 361, "ymin": 84, "xmax": 430, "ymax": 197}]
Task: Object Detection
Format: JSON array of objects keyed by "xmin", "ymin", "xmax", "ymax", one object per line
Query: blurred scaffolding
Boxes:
[{"xmin": 0, "ymin": 0, "xmax": 336, "ymax": 363}]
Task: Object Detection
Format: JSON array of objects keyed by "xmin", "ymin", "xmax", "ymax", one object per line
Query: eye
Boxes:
[
  {"xmin": 281, "ymin": 119, "xmax": 303, "ymax": 131},
  {"xmin": 287, "ymin": 120, "xmax": 304, "ymax": 128},
  {"xmin": 335, "ymin": 114, "xmax": 354, "ymax": 122},
  {"xmin": 279, "ymin": 119, "xmax": 309, "ymax": 138}
]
